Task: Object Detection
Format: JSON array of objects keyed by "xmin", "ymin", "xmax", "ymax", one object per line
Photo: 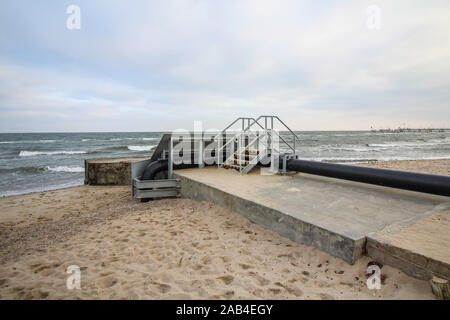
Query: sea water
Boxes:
[{"xmin": 0, "ymin": 131, "xmax": 449, "ymax": 196}]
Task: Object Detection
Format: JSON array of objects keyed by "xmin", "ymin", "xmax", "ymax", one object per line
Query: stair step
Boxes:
[
  {"xmin": 223, "ymin": 163, "xmax": 240, "ymax": 170},
  {"xmin": 231, "ymin": 159, "xmax": 249, "ymax": 165},
  {"xmin": 234, "ymin": 153, "xmax": 255, "ymax": 160}
]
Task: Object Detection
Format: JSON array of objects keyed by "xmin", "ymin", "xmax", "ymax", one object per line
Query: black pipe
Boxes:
[
  {"xmin": 140, "ymin": 160, "xmax": 200, "ymax": 180},
  {"xmin": 140, "ymin": 160, "xmax": 168, "ymax": 180},
  {"xmin": 286, "ymin": 159, "xmax": 450, "ymax": 197}
]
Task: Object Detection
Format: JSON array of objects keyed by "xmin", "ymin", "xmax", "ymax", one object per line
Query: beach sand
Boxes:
[
  {"xmin": 0, "ymin": 159, "xmax": 448, "ymax": 300},
  {"xmin": 356, "ymin": 159, "xmax": 450, "ymax": 176}
]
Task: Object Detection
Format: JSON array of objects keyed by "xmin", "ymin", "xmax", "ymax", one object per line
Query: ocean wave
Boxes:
[
  {"xmin": 341, "ymin": 147, "xmax": 387, "ymax": 152},
  {"xmin": 300, "ymin": 145, "xmax": 388, "ymax": 152},
  {"xmin": 0, "ymin": 139, "xmax": 57, "ymax": 144},
  {"xmin": 81, "ymin": 137, "xmax": 155, "ymax": 142},
  {"xmin": 127, "ymin": 145, "xmax": 155, "ymax": 152},
  {"xmin": 38, "ymin": 140, "xmax": 57, "ymax": 143},
  {"xmin": 429, "ymin": 137, "xmax": 450, "ymax": 143},
  {"xmin": 368, "ymin": 141, "xmax": 450, "ymax": 148},
  {"xmin": 331, "ymin": 132, "xmax": 374, "ymax": 137},
  {"xmin": 142, "ymin": 137, "xmax": 159, "ymax": 141},
  {"xmin": 82, "ymin": 138, "xmax": 121, "ymax": 142},
  {"xmin": 326, "ymin": 146, "xmax": 387, "ymax": 152},
  {"xmin": 308, "ymin": 155, "xmax": 450, "ymax": 163},
  {"xmin": 0, "ymin": 166, "xmax": 47, "ymax": 174},
  {"xmin": 19, "ymin": 150, "xmax": 87, "ymax": 157},
  {"xmin": 102, "ymin": 146, "xmax": 128, "ymax": 151},
  {"xmin": 46, "ymin": 166, "xmax": 84, "ymax": 173},
  {"xmin": 69, "ymin": 137, "xmax": 160, "ymax": 143},
  {"xmin": 0, "ymin": 165, "xmax": 84, "ymax": 174}
]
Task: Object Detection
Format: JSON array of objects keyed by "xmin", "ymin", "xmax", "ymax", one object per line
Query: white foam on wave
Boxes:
[
  {"xmin": 127, "ymin": 145, "xmax": 154, "ymax": 151},
  {"xmin": 368, "ymin": 140, "xmax": 450, "ymax": 148},
  {"xmin": 46, "ymin": 166, "xmax": 84, "ymax": 173},
  {"xmin": 82, "ymin": 138, "xmax": 125, "ymax": 142},
  {"xmin": 19, "ymin": 150, "xmax": 87, "ymax": 157},
  {"xmin": 302, "ymin": 145, "xmax": 388, "ymax": 152}
]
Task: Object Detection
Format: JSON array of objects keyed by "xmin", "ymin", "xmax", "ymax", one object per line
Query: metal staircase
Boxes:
[
  {"xmin": 139, "ymin": 115, "xmax": 301, "ymax": 183},
  {"xmin": 222, "ymin": 132, "xmax": 265, "ymax": 173},
  {"xmin": 216, "ymin": 115, "xmax": 301, "ymax": 174}
]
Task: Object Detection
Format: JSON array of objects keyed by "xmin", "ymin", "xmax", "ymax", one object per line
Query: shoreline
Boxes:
[
  {"xmin": 2, "ymin": 158, "xmax": 449, "ymax": 199},
  {"xmin": 0, "ymin": 181, "xmax": 84, "ymax": 199}
]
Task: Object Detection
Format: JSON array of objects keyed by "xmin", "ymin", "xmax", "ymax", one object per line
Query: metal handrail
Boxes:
[
  {"xmin": 212, "ymin": 117, "xmax": 257, "ymax": 141},
  {"xmin": 221, "ymin": 131, "xmax": 268, "ymax": 169},
  {"xmin": 266, "ymin": 129, "xmax": 295, "ymax": 153},
  {"xmin": 215, "ymin": 117, "xmax": 263, "ymax": 165},
  {"xmin": 257, "ymin": 115, "xmax": 301, "ymax": 142},
  {"xmin": 240, "ymin": 131, "xmax": 283, "ymax": 173},
  {"xmin": 215, "ymin": 115, "xmax": 300, "ymax": 166},
  {"xmin": 254, "ymin": 115, "xmax": 301, "ymax": 152},
  {"xmin": 216, "ymin": 131, "xmax": 249, "ymax": 165},
  {"xmin": 273, "ymin": 115, "xmax": 302, "ymax": 145}
]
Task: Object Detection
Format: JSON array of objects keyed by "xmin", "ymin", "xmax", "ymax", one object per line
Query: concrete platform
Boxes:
[
  {"xmin": 175, "ymin": 167, "xmax": 450, "ymax": 276},
  {"xmin": 367, "ymin": 210, "xmax": 450, "ymax": 280}
]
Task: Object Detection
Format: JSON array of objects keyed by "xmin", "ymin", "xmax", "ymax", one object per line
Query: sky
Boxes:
[{"xmin": 0, "ymin": 0, "xmax": 449, "ymax": 132}]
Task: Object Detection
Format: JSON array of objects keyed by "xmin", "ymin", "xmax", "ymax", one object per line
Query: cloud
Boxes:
[{"xmin": 0, "ymin": 0, "xmax": 449, "ymax": 132}]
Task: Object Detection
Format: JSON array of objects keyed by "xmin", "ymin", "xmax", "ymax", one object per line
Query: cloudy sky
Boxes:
[{"xmin": 0, "ymin": 0, "xmax": 449, "ymax": 132}]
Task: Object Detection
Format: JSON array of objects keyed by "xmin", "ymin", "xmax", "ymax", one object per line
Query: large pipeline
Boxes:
[
  {"xmin": 286, "ymin": 159, "xmax": 450, "ymax": 197},
  {"xmin": 140, "ymin": 160, "xmax": 199, "ymax": 180},
  {"xmin": 140, "ymin": 160, "xmax": 168, "ymax": 180}
]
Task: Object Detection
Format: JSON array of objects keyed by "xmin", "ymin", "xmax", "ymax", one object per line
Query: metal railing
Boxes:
[
  {"xmin": 253, "ymin": 115, "xmax": 301, "ymax": 152},
  {"xmin": 215, "ymin": 117, "xmax": 262, "ymax": 166},
  {"xmin": 221, "ymin": 130, "xmax": 268, "ymax": 171},
  {"xmin": 215, "ymin": 115, "xmax": 300, "ymax": 172}
]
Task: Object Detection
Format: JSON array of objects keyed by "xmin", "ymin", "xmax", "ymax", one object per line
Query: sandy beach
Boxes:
[
  {"xmin": 356, "ymin": 159, "xmax": 450, "ymax": 176},
  {"xmin": 0, "ymin": 159, "xmax": 449, "ymax": 300}
]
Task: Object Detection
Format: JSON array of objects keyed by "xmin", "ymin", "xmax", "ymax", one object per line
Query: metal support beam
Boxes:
[
  {"xmin": 168, "ymin": 136, "xmax": 173, "ymax": 179},
  {"xmin": 198, "ymin": 133, "xmax": 204, "ymax": 169}
]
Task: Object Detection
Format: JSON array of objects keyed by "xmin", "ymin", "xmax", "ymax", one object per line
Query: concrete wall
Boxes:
[
  {"xmin": 367, "ymin": 236, "xmax": 450, "ymax": 281},
  {"xmin": 175, "ymin": 172, "xmax": 366, "ymax": 264},
  {"xmin": 85, "ymin": 158, "xmax": 147, "ymax": 185}
]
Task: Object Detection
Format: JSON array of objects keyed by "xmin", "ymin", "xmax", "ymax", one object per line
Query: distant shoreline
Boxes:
[
  {"xmin": 1, "ymin": 158, "xmax": 449, "ymax": 199},
  {"xmin": 2, "ymin": 130, "xmax": 449, "ymax": 197}
]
